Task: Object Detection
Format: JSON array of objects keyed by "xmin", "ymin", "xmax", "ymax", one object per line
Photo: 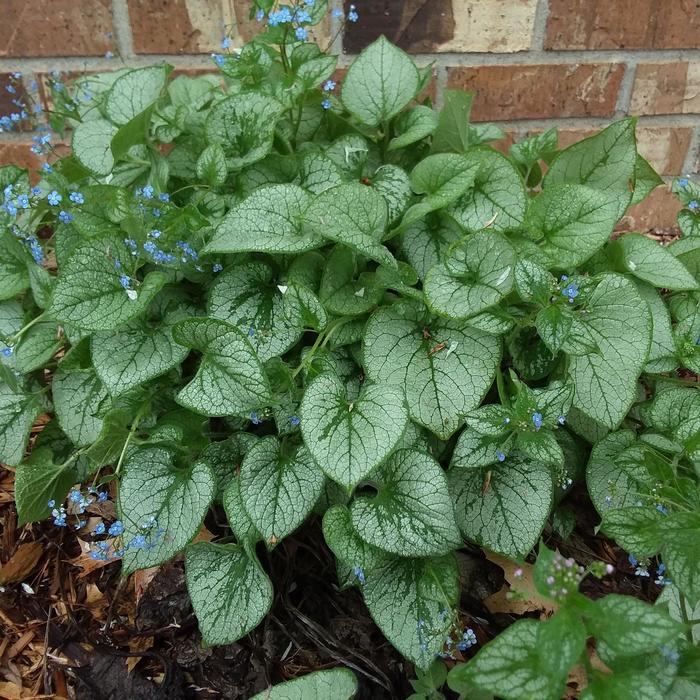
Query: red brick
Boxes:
[
  {"xmin": 0, "ymin": 1, "xmax": 116, "ymax": 58},
  {"xmin": 0, "ymin": 141, "xmax": 42, "ymax": 175},
  {"xmin": 343, "ymin": 0, "xmax": 537, "ymax": 54},
  {"xmin": 619, "ymin": 186, "xmax": 682, "ymax": 232},
  {"xmin": 0, "ymin": 74, "xmax": 33, "ymax": 132},
  {"xmin": 129, "ymin": 0, "xmax": 224, "ymax": 54},
  {"xmin": 546, "ymin": 0, "xmax": 700, "ymax": 50},
  {"xmin": 447, "ymin": 64, "xmax": 625, "ymax": 121},
  {"xmin": 635, "ymin": 127, "xmax": 693, "ymax": 175},
  {"xmin": 630, "ymin": 62, "xmax": 700, "ymax": 115}
]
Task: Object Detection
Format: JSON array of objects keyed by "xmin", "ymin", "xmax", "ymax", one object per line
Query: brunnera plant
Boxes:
[{"xmin": 1, "ymin": 1, "xmax": 699, "ymax": 697}]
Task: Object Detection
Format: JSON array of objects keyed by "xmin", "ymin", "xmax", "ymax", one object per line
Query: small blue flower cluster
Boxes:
[
  {"xmin": 48, "ymin": 487, "xmax": 108, "ymax": 528},
  {"xmin": 531, "ymin": 411, "xmax": 543, "ymax": 430},
  {"xmin": 676, "ymin": 178, "xmax": 699, "ymax": 210},
  {"xmin": 628, "ymin": 554, "xmax": 671, "ymax": 585},
  {"xmin": 353, "ymin": 565, "xmax": 366, "ymax": 584},
  {"xmin": 322, "ymin": 79, "xmax": 335, "ymax": 110},
  {"xmin": 88, "ymin": 514, "xmax": 164, "ymax": 562}
]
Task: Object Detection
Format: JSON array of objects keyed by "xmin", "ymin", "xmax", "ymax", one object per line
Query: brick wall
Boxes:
[{"xmin": 1, "ymin": 0, "xmax": 699, "ymax": 230}]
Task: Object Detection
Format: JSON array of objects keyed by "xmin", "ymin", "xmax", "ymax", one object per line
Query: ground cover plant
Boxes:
[{"xmin": 1, "ymin": 0, "xmax": 699, "ymax": 697}]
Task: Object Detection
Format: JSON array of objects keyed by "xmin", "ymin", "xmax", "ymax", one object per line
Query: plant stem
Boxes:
[{"xmin": 114, "ymin": 404, "xmax": 149, "ymax": 477}]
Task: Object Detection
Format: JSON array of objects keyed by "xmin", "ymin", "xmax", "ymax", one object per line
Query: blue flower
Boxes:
[
  {"xmin": 108, "ymin": 520, "xmax": 124, "ymax": 536},
  {"xmin": 255, "ymin": 8, "xmax": 265, "ymax": 21},
  {"xmin": 176, "ymin": 240, "xmax": 198, "ymax": 261},
  {"xmin": 47, "ymin": 499, "xmax": 56, "ymax": 508},
  {"xmin": 98, "ymin": 491, "xmax": 108, "ymax": 502},
  {"xmin": 212, "ymin": 53, "xmax": 225, "ymax": 67},
  {"xmin": 124, "ymin": 238, "xmax": 137, "ymax": 251},
  {"xmin": 129, "ymin": 534, "xmax": 147, "ymax": 550},
  {"xmin": 678, "ymin": 178, "xmax": 689, "ymax": 187},
  {"xmin": 289, "ymin": 415, "xmax": 301, "ymax": 426},
  {"xmin": 42, "ymin": 163, "xmax": 52, "ymax": 173},
  {"xmin": 323, "ymin": 79, "xmax": 336, "ymax": 92},
  {"xmin": 94, "ymin": 522, "xmax": 106, "ymax": 535},
  {"xmin": 655, "ymin": 503, "xmax": 669, "ymax": 515},
  {"xmin": 119, "ymin": 274, "xmax": 130, "ymax": 289},
  {"xmin": 1, "ymin": 347, "xmax": 12, "ymax": 358},
  {"xmin": 295, "ymin": 27, "xmax": 308, "ymax": 41},
  {"xmin": 558, "ymin": 415, "xmax": 566, "ymax": 425},
  {"xmin": 213, "ymin": 263, "xmax": 223, "ymax": 272},
  {"xmin": 250, "ymin": 411, "xmax": 262, "ymax": 425},
  {"xmin": 68, "ymin": 489, "xmax": 82, "ymax": 503},
  {"xmin": 532, "ymin": 412, "xmax": 543, "ymax": 430},
  {"xmin": 304, "ymin": 0, "xmax": 315, "ymax": 5},
  {"xmin": 660, "ymin": 645, "xmax": 680, "ymax": 664},
  {"xmin": 158, "ymin": 192, "xmax": 170, "ymax": 203},
  {"xmin": 221, "ymin": 37, "xmax": 232, "ymax": 50},
  {"xmin": 142, "ymin": 185, "xmax": 154, "ymax": 199},
  {"xmin": 47, "ymin": 190, "xmax": 62, "ymax": 206},
  {"xmin": 322, "ymin": 98, "xmax": 332, "ymax": 110},
  {"xmin": 496, "ymin": 450, "xmax": 506, "ymax": 462},
  {"xmin": 58, "ymin": 210, "xmax": 74, "ymax": 224},
  {"xmin": 148, "ymin": 229, "xmax": 162, "ymax": 239},
  {"xmin": 332, "ymin": 8, "xmax": 344, "ymax": 18},
  {"xmin": 105, "ymin": 50, "xmax": 115, "ymax": 59},
  {"xmin": 69, "ymin": 191, "xmax": 84, "ymax": 204},
  {"xmin": 31, "ymin": 186, "xmax": 41, "ymax": 196},
  {"xmin": 689, "ymin": 199, "xmax": 699, "ymax": 211},
  {"xmin": 28, "ymin": 238, "xmax": 43, "ymax": 264},
  {"xmin": 247, "ymin": 326, "xmax": 255, "ymax": 337},
  {"xmin": 562, "ymin": 282, "xmax": 579, "ymax": 302},
  {"xmin": 348, "ymin": 4, "xmax": 359, "ymax": 21},
  {"xmin": 17, "ymin": 194, "xmax": 29, "ymax": 209},
  {"xmin": 353, "ymin": 565, "xmax": 366, "ymax": 584}
]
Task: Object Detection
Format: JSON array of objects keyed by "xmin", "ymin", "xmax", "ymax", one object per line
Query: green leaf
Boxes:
[
  {"xmin": 450, "ymin": 619, "xmax": 558, "ymax": 700},
  {"xmin": 72, "ymin": 119, "xmax": 118, "ymax": 177},
  {"xmin": 362, "ymin": 555, "xmax": 459, "ymax": 668},
  {"xmin": 205, "ymin": 93, "xmax": 283, "ymax": 170},
  {"xmin": 543, "ymin": 118, "xmax": 636, "ymax": 219},
  {"xmin": 516, "ymin": 430, "xmax": 564, "ymax": 467},
  {"xmin": 448, "ymin": 456, "xmax": 553, "ymax": 559},
  {"xmin": 646, "ymin": 386, "xmax": 700, "ymax": 432},
  {"xmin": 204, "ymin": 184, "xmax": 320, "ymax": 255},
  {"xmin": 447, "ymin": 149, "xmax": 527, "ymax": 234},
  {"xmin": 569, "ymin": 274, "xmax": 651, "ymax": 428},
  {"xmin": 91, "ymin": 320, "xmax": 188, "ymax": 397},
  {"xmin": 322, "ymin": 504, "xmax": 388, "ymax": 572},
  {"xmin": 372, "ymin": 164, "xmax": 411, "ymax": 227},
  {"xmin": 14, "ymin": 447, "xmax": 78, "ymax": 525},
  {"xmin": 431, "ymin": 90, "xmax": 472, "ymax": 154},
  {"xmin": 0, "ymin": 230, "xmax": 30, "ymax": 301},
  {"xmin": 525, "ymin": 184, "xmax": 621, "ymax": 267},
  {"xmin": 389, "ymin": 106, "xmax": 438, "ymax": 151},
  {"xmin": 300, "ymin": 373, "xmax": 408, "ymax": 489},
  {"xmin": 240, "ymin": 437, "xmax": 324, "ymax": 545},
  {"xmin": 52, "ymin": 367, "xmax": 108, "ymax": 447},
  {"xmin": 610, "ymin": 233, "xmax": 699, "ymax": 290},
  {"xmin": 350, "ymin": 448, "xmax": 461, "ymax": 557},
  {"xmin": 185, "ymin": 542, "xmax": 272, "ymax": 646},
  {"xmin": 295, "ymin": 151, "xmax": 343, "ymax": 195},
  {"xmin": 424, "ymin": 230, "xmax": 516, "ymax": 320},
  {"xmin": 305, "ymin": 183, "xmax": 394, "ymax": 267},
  {"xmin": 196, "ymin": 143, "xmax": 228, "ymax": 187},
  {"xmin": 49, "ymin": 237, "xmax": 167, "ymax": 332},
  {"xmin": 105, "ymin": 65, "xmax": 167, "ymax": 125},
  {"xmin": 0, "ymin": 382, "xmax": 42, "ymax": 466},
  {"xmin": 631, "ymin": 154, "xmax": 663, "ymax": 205},
  {"xmin": 601, "ymin": 507, "xmax": 664, "ymax": 556},
  {"xmin": 363, "ymin": 303, "xmax": 500, "ymax": 438},
  {"xmin": 586, "ymin": 430, "xmax": 646, "ymax": 514},
  {"xmin": 402, "ymin": 153, "xmax": 479, "ymax": 228},
  {"xmin": 514, "ymin": 259, "xmax": 555, "ymax": 304},
  {"xmin": 0, "ymin": 305, "xmax": 60, "ymax": 375},
  {"xmin": 173, "ymin": 317, "xmax": 271, "ymax": 417},
  {"xmin": 341, "ymin": 36, "xmax": 420, "ymax": 127},
  {"xmin": 319, "ymin": 247, "xmax": 383, "ymax": 316},
  {"xmin": 637, "ymin": 282, "xmax": 677, "ymax": 373},
  {"xmin": 589, "ymin": 595, "xmax": 683, "ymax": 656},
  {"xmin": 208, "ymin": 262, "xmax": 304, "ymax": 360},
  {"xmin": 400, "ymin": 215, "xmax": 462, "ymax": 282},
  {"xmin": 537, "ymin": 609, "xmax": 586, "ymax": 691},
  {"xmin": 223, "ymin": 476, "xmax": 260, "ymax": 545},
  {"xmin": 660, "ymin": 512, "xmax": 700, "ymax": 601},
  {"xmin": 250, "ymin": 669, "xmax": 358, "ymax": 700},
  {"xmin": 120, "ymin": 446, "xmax": 216, "ymax": 572}
]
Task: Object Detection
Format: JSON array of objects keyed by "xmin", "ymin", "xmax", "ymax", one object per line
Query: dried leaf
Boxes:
[
  {"xmin": 0, "ymin": 542, "xmax": 43, "ymax": 584},
  {"xmin": 0, "ymin": 681, "xmax": 21, "ymax": 700},
  {"xmin": 133, "ymin": 567, "xmax": 160, "ymax": 605},
  {"xmin": 483, "ymin": 551, "xmax": 558, "ymax": 616}
]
